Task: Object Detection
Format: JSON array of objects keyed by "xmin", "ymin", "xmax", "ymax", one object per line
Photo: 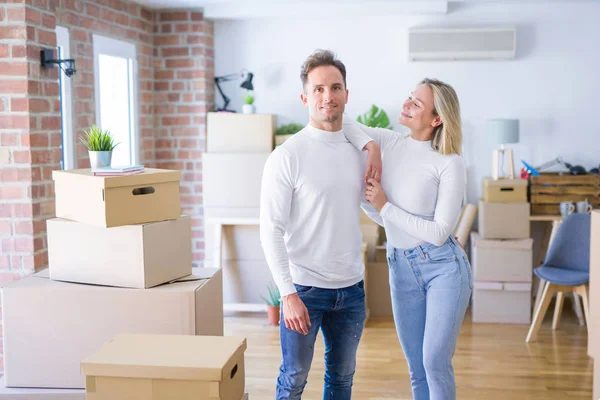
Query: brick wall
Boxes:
[
  {"xmin": 0, "ymin": 0, "xmax": 214, "ymax": 373},
  {"xmin": 0, "ymin": 0, "xmax": 61, "ymax": 282},
  {"xmin": 154, "ymin": 10, "xmax": 213, "ymax": 266}
]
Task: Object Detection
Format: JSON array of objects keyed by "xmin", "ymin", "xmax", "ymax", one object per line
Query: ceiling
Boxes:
[{"xmin": 131, "ymin": 0, "xmax": 598, "ymax": 17}]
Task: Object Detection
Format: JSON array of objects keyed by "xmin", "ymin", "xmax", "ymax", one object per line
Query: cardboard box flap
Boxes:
[
  {"xmin": 473, "ymin": 281, "xmax": 503, "ymax": 291},
  {"xmin": 504, "ymin": 282, "xmax": 532, "ymax": 292},
  {"xmin": 472, "ymin": 234, "xmax": 533, "ymax": 250},
  {"xmin": 9, "ymin": 269, "xmax": 209, "ymax": 293},
  {"xmin": 52, "ymin": 168, "xmax": 181, "ymax": 189},
  {"xmin": 483, "ymin": 177, "xmax": 528, "ymax": 187},
  {"xmin": 81, "ymin": 334, "xmax": 247, "ymax": 381}
]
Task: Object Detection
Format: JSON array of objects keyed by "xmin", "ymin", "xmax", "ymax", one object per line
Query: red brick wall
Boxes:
[
  {"xmin": 154, "ymin": 10, "xmax": 213, "ymax": 266},
  {"xmin": 0, "ymin": 0, "xmax": 61, "ymax": 282},
  {"xmin": 0, "ymin": 1, "xmax": 214, "ymax": 373}
]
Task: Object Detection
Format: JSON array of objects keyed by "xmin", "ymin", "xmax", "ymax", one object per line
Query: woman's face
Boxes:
[{"xmin": 398, "ymin": 84, "xmax": 441, "ymax": 132}]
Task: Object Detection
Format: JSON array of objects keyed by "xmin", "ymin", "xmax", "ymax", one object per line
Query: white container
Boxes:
[
  {"xmin": 242, "ymin": 104, "xmax": 255, "ymax": 114},
  {"xmin": 470, "ymin": 232, "xmax": 533, "ymax": 283},
  {"xmin": 472, "ymin": 281, "xmax": 532, "ymax": 324}
]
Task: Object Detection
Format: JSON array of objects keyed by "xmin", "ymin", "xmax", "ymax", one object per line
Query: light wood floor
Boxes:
[{"xmin": 224, "ymin": 307, "xmax": 593, "ymax": 400}]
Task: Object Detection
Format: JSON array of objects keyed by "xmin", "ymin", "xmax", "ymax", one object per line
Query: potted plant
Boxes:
[
  {"xmin": 261, "ymin": 282, "xmax": 281, "ymax": 326},
  {"xmin": 357, "ymin": 104, "xmax": 393, "ymax": 129},
  {"xmin": 275, "ymin": 123, "xmax": 304, "ymax": 146},
  {"xmin": 242, "ymin": 92, "xmax": 255, "ymax": 114},
  {"xmin": 79, "ymin": 125, "xmax": 119, "ymax": 169}
]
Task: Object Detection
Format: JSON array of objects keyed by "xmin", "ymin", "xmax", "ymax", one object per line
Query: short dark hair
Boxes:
[{"xmin": 300, "ymin": 49, "xmax": 347, "ymax": 90}]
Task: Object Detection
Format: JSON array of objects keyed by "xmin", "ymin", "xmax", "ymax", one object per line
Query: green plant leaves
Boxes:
[
  {"xmin": 79, "ymin": 125, "xmax": 120, "ymax": 152},
  {"xmin": 275, "ymin": 123, "xmax": 304, "ymax": 136},
  {"xmin": 260, "ymin": 282, "xmax": 281, "ymax": 306},
  {"xmin": 357, "ymin": 105, "xmax": 392, "ymax": 129},
  {"xmin": 243, "ymin": 93, "xmax": 255, "ymax": 105}
]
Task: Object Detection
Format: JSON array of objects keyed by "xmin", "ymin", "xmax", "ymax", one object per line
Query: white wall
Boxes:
[{"xmin": 214, "ymin": 3, "xmax": 600, "ymax": 205}]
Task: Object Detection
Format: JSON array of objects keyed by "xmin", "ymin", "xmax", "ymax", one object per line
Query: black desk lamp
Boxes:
[{"xmin": 214, "ymin": 70, "xmax": 254, "ymax": 112}]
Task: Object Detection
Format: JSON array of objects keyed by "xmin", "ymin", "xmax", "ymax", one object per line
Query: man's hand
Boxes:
[
  {"xmin": 365, "ymin": 178, "xmax": 388, "ymax": 212},
  {"xmin": 282, "ymin": 293, "xmax": 311, "ymax": 335},
  {"xmin": 364, "ymin": 141, "xmax": 382, "ymax": 183}
]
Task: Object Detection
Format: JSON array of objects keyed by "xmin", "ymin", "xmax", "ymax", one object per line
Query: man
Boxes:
[{"xmin": 259, "ymin": 49, "xmax": 380, "ymax": 400}]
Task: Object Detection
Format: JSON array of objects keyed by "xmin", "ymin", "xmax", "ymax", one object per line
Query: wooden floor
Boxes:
[{"xmin": 224, "ymin": 306, "xmax": 593, "ymax": 400}]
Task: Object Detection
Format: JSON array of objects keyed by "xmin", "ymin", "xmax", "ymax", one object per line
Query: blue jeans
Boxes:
[
  {"xmin": 276, "ymin": 281, "xmax": 366, "ymax": 400},
  {"xmin": 387, "ymin": 236, "xmax": 472, "ymax": 400}
]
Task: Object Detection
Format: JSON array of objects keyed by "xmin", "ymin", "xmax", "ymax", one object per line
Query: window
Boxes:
[
  {"xmin": 56, "ymin": 26, "xmax": 74, "ymax": 170},
  {"xmin": 93, "ymin": 34, "xmax": 139, "ymax": 167}
]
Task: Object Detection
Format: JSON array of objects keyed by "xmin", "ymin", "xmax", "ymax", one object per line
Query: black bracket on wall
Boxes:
[{"xmin": 40, "ymin": 48, "xmax": 77, "ymax": 77}]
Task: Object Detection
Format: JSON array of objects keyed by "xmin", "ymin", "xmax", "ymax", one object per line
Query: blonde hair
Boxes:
[{"xmin": 420, "ymin": 78, "xmax": 462, "ymax": 156}]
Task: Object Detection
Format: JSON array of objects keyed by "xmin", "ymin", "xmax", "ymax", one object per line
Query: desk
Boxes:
[
  {"xmin": 531, "ymin": 215, "xmax": 585, "ymax": 326},
  {"xmin": 209, "ymin": 218, "xmax": 370, "ymax": 323}
]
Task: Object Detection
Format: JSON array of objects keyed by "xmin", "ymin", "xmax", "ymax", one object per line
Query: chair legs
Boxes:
[
  {"xmin": 552, "ymin": 291, "xmax": 564, "ymax": 330},
  {"xmin": 526, "ymin": 282, "xmax": 590, "ymax": 343},
  {"xmin": 527, "ymin": 281, "xmax": 555, "ymax": 343},
  {"xmin": 576, "ymin": 284, "xmax": 591, "ymax": 326}
]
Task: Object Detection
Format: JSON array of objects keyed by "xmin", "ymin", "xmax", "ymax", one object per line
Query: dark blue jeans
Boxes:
[{"xmin": 276, "ymin": 281, "xmax": 366, "ymax": 400}]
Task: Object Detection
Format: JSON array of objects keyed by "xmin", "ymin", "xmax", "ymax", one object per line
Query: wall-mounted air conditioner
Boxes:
[{"xmin": 408, "ymin": 27, "xmax": 516, "ymax": 61}]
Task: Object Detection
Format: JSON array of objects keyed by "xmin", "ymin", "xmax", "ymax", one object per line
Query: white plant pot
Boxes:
[
  {"xmin": 89, "ymin": 151, "xmax": 112, "ymax": 169},
  {"xmin": 242, "ymin": 104, "xmax": 255, "ymax": 114}
]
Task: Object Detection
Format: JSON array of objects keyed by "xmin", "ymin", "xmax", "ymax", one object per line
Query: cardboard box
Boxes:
[
  {"xmin": 482, "ymin": 177, "xmax": 528, "ymax": 203},
  {"xmin": 204, "ymin": 223, "xmax": 264, "ymax": 262},
  {"xmin": 0, "ymin": 377, "xmax": 85, "ymax": 399},
  {"xmin": 202, "ymin": 153, "xmax": 269, "ymax": 208},
  {"xmin": 478, "ymin": 200, "xmax": 530, "ymax": 239},
  {"xmin": 366, "ymin": 262, "xmax": 393, "ymax": 317},
  {"xmin": 590, "ymin": 210, "xmax": 600, "ymax": 359},
  {"xmin": 81, "ymin": 334, "xmax": 246, "ymax": 400},
  {"xmin": 207, "ymin": 112, "xmax": 275, "ymax": 153},
  {"xmin": 0, "ymin": 378, "xmax": 248, "ymax": 400},
  {"xmin": 48, "ymin": 217, "xmax": 192, "ymax": 289},
  {"xmin": 472, "ymin": 281, "xmax": 531, "ymax": 324},
  {"xmin": 374, "ymin": 246, "xmax": 387, "ymax": 263},
  {"xmin": 1, "ymin": 268, "xmax": 223, "ymax": 389},
  {"xmin": 53, "ymin": 168, "xmax": 181, "ymax": 228},
  {"xmin": 470, "ymin": 232, "xmax": 533, "ymax": 283}
]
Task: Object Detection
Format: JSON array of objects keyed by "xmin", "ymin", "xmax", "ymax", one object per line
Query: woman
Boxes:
[{"xmin": 345, "ymin": 78, "xmax": 472, "ymax": 400}]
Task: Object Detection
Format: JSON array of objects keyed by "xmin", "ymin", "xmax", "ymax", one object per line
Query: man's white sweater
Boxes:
[{"xmin": 259, "ymin": 124, "xmax": 371, "ymax": 297}]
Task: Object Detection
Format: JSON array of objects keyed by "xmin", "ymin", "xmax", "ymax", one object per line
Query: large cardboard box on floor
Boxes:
[
  {"xmin": 0, "ymin": 377, "xmax": 249, "ymax": 400},
  {"xmin": 1, "ymin": 268, "xmax": 223, "ymax": 389},
  {"xmin": 207, "ymin": 112, "xmax": 275, "ymax": 153},
  {"xmin": 81, "ymin": 334, "xmax": 246, "ymax": 400},
  {"xmin": 470, "ymin": 232, "xmax": 533, "ymax": 283},
  {"xmin": 482, "ymin": 177, "xmax": 528, "ymax": 203},
  {"xmin": 477, "ymin": 200, "xmax": 530, "ymax": 239},
  {"xmin": 53, "ymin": 168, "xmax": 181, "ymax": 227},
  {"xmin": 590, "ymin": 210, "xmax": 600, "ymax": 359},
  {"xmin": 472, "ymin": 281, "xmax": 531, "ymax": 324},
  {"xmin": 48, "ymin": 216, "xmax": 192, "ymax": 289},
  {"xmin": 202, "ymin": 153, "xmax": 269, "ymax": 208},
  {"xmin": 366, "ymin": 262, "xmax": 393, "ymax": 317}
]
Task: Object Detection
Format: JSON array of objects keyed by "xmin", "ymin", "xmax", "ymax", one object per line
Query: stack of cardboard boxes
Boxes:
[
  {"xmin": 202, "ymin": 112, "xmax": 276, "ymax": 306},
  {"xmin": 1, "ymin": 168, "xmax": 236, "ymax": 397},
  {"xmin": 471, "ymin": 177, "xmax": 533, "ymax": 323}
]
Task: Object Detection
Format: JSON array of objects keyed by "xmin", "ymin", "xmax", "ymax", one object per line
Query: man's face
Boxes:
[{"xmin": 301, "ymin": 65, "xmax": 348, "ymax": 129}]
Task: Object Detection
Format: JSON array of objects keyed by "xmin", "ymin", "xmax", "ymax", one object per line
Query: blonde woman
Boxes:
[{"xmin": 345, "ymin": 78, "xmax": 472, "ymax": 400}]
